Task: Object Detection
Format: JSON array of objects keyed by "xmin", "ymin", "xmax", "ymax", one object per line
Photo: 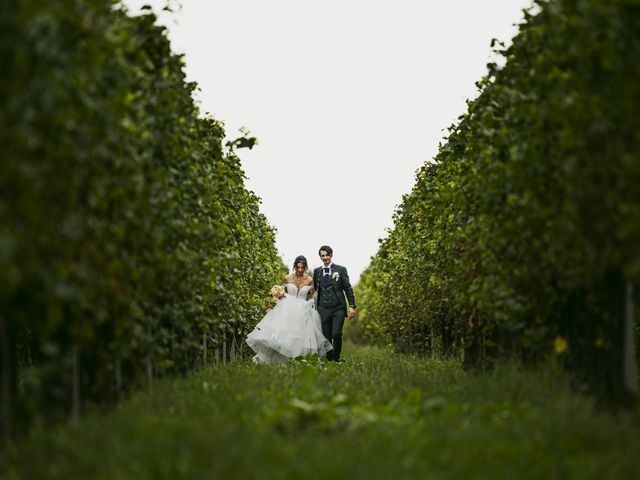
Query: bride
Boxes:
[{"xmin": 246, "ymin": 255, "xmax": 332, "ymax": 364}]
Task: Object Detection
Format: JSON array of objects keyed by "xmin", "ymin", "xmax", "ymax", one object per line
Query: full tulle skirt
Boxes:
[{"xmin": 246, "ymin": 295, "xmax": 332, "ymax": 364}]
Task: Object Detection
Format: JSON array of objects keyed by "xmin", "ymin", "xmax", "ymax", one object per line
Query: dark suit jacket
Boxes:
[{"xmin": 313, "ymin": 264, "xmax": 356, "ymax": 313}]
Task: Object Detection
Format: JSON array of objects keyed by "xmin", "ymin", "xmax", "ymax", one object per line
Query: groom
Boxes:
[{"xmin": 313, "ymin": 245, "xmax": 356, "ymax": 362}]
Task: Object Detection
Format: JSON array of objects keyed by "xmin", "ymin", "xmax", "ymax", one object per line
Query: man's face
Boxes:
[{"xmin": 320, "ymin": 250, "xmax": 332, "ymax": 266}]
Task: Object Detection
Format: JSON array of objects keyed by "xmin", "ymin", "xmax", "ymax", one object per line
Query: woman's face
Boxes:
[{"xmin": 295, "ymin": 262, "xmax": 306, "ymax": 276}]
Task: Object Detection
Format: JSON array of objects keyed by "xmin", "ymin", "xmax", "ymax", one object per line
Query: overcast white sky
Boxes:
[{"xmin": 122, "ymin": 0, "xmax": 532, "ymax": 283}]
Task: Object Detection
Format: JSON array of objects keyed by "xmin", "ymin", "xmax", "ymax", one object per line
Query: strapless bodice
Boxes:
[{"xmin": 285, "ymin": 283, "xmax": 313, "ymax": 299}]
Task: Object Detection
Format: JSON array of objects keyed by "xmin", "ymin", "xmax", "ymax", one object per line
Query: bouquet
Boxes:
[{"xmin": 270, "ymin": 285, "xmax": 285, "ymax": 300}]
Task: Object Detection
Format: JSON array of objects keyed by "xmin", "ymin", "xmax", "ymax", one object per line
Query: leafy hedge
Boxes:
[
  {"xmin": 353, "ymin": 0, "xmax": 640, "ymax": 405},
  {"xmin": 0, "ymin": 0, "xmax": 285, "ymax": 441}
]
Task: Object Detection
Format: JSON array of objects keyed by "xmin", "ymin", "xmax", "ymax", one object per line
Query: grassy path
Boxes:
[{"xmin": 3, "ymin": 344, "xmax": 640, "ymax": 479}]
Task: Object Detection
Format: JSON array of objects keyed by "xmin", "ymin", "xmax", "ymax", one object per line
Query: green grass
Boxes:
[{"xmin": 3, "ymin": 344, "xmax": 640, "ymax": 479}]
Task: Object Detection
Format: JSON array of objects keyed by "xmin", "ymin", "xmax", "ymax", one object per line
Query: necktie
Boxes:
[{"xmin": 323, "ymin": 267, "xmax": 330, "ymax": 276}]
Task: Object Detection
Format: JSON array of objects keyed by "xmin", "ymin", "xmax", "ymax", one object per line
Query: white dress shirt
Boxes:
[{"xmin": 321, "ymin": 263, "xmax": 333, "ymax": 275}]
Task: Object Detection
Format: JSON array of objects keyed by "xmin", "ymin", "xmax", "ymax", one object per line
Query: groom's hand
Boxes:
[{"xmin": 348, "ymin": 307, "xmax": 355, "ymax": 319}]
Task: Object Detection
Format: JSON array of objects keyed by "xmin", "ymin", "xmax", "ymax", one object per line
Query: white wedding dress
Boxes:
[{"xmin": 246, "ymin": 283, "xmax": 332, "ymax": 364}]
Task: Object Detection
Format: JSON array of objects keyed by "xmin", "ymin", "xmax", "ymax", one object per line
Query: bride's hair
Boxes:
[{"xmin": 293, "ymin": 255, "xmax": 308, "ymax": 270}]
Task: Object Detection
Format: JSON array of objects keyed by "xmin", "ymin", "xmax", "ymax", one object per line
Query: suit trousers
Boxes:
[{"xmin": 317, "ymin": 304, "xmax": 346, "ymax": 361}]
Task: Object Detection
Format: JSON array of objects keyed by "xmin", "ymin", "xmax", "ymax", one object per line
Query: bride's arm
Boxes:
[{"xmin": 307, "ymin": 286, "xmax": 316, "ymax": 309}]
